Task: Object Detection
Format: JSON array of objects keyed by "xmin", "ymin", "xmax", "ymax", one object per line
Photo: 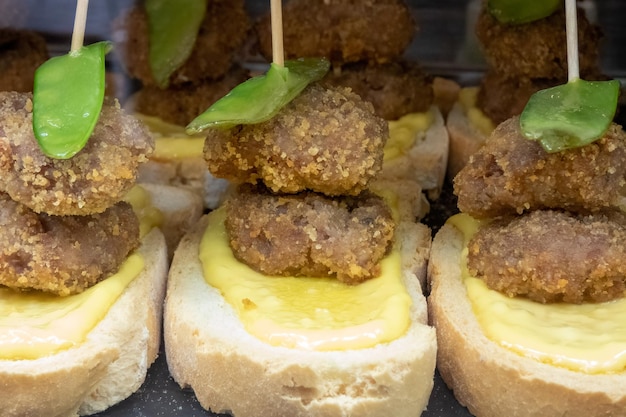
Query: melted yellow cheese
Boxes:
[
  {"xmin": 449, "ymin": 213, "xmax": 626, "ymax": 374},
  {"xmin": 0, "ymin": 185, "xmax": 163, "ymax": 360},
  {"xmin": 123, "ymin": 184, "xmax": 164, "ymax": 237},
  {"xmin": 384, "ymin": 111, "xmax": 433, "ymax": 161},
  {"xmin": 457, "ymin": 87, "xmax": 495, "ymax": 136},
  {"xmin": 199, "ymin": 207, "xmax": 412, "ymax": 351},
  {"xmin": 135, "ymin": 113, "xmax": 205, "ymax": 161},
  {"xmin": 0, "ymin": 254, "xmax": 144, "ymax": 360}
]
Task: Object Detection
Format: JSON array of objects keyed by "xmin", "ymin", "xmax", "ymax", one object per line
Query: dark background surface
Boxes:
[{"xmin": 4, "ymin": 1, "xmax": 625, "ymax": 416}]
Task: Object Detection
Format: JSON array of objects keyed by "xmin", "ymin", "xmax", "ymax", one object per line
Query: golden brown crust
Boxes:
[
  {"xmin": 0, "ymin": 92, "xmax": 154, "ymax": 216},
  {"xmin": 204, "ymin": 84, "xmax": 388, "ymax": 196},
  {"xmin": 428, "ymin": 223, "xmax": 626, "ymax": 417}
]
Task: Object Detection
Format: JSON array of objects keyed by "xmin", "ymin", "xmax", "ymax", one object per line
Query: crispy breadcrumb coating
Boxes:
[
  {"xmin": 0, "ymin": 92, "xmax": 154, "ymax": 216},
  {"xmin": 0, "ymin": 193, "xmax": 140, "ymax": 296},
  {"xmin": 454, "ymin": 117, "xmax": 626, "ymax": 218},
  {"xmin": 468, "ymin": 210, "xmax": 626, "ymax": 304},
  {"xmin": 225, "ymin": 184, "xmax": 395, "ymax": 284},
  {"xmin": 255, "ymin": 0, "xmax": 415, "ymax": 65},
  {"xmin": 475, "ymin": 6, "xmax": 602, "ymax": 80},
  {"xmin": 204, "ymin": 84, "xmax": 388, "ymax": 196},
  {"xmin": 321, "ymin": 60, "xmax": 433, "ymax": 120}
]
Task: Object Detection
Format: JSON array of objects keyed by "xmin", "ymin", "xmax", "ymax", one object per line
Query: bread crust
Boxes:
[
  {"xmin": 0, "ymin": 228, "xmax": 168, "ymax": 417},
  {"xmin": 139, "ymin": 182, "xmax": 204, "ymax": 258},
  {"xmin": 427, "ymin": 223, "xmax": 626, "ymax": 417},
  {"xmin": 379, "ymin": 106, "xmax": 449, "ymax": 200},
  {"xmin": 445, "ymin": 102, "xmax": 488, "ymax": 180},
  {"xmin": 164, "ymin": 215, "xmax": 437, "ymax": 417}
]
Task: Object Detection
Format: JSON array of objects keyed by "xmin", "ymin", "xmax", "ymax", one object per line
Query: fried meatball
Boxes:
[
  {"xmin": 476, "ymin": 71, "xmax": 562, "ymax": 125},
  {"xmin": 0, "ymin": 193, "xmax": 140, "ymax": 296},
  {"xmin": 454, "ymin": 117, "xmax": 626, "ymax": 218},
  {"xmin": 225, "ymin": 184, "xmax": 395, "ymax": 284},
  {"xmin": 112, "ymin": 0, "xmax": 250, "ymax": 86},
  {"xmin": 129, "ymin": 65, "xmax": 248, "ymax": 126},
  {"xmin": 255, "ymin": 0, "xmax": 415, "ymax": 65},
  {"xmin": 476, "ymin": 71, "xmax": 611, "ymax": 126},
  {"xmin": 321, "ymin": 60, "xmax": 433, "ymax": 120},
  {"xmin": 0, "ymin": 92, "xmax": 154, "ymax": 216},
  {"xmin": 204, "ymin": 83, "xmax": 388, "ymax": 196},
  {"xmin": 475, "ymin": 6, "xmax": 602, "ymax": 79},
  {"xmin": 467, "ymin": 210, "xmax": 626, "ymax": 304},
  {"xmin": 0, "ymin": 28, "xmax": 48, "ymax": 93}
]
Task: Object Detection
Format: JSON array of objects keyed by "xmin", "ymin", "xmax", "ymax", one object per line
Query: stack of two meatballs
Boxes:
[
  {"xmin": 448, "ymin": 4, "xmax": 606, "ymax": 177},
  {"xmin": 255, "ymin": 0, "xmax": 432, "ymax": 122},
  {"xmin": 474, "ymin": 4, "xmax": 605, "ymax": 128},
  {"xmin": 205, "ymin": 82, "xmax": 399, "ymax": 284},
  {"xmin": 112, "ymin": 0, "xmax": 252, "ymax": 127},
  {"xmin": 254, "ymin": 0, "xmax": 449, "ymax": 201},
  {"xmin": 454, "ymin": 116, "xmax": 626, "ymax": 305},
  {"xmin": 0, "ymin": 91, "xmax": 154, "ymax": 295}
]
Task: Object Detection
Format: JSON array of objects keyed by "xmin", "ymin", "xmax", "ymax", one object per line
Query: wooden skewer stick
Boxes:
[
  {"xmin": 270, "ymin": 0, "xmax": 284, "ymax": 67},
  {"xmin": 565, "ymin": 0, "xmax": 579, "ymax": 82},
  {"xmin": 70, "ymin": 0, "xmax": 89, "ymax": 53}
]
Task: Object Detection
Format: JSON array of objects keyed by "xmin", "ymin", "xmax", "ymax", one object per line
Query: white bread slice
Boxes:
[
  {"xmin": 379, "ymin": 106, "xmax": 449, "ymax": 200},
  {"xmin": 138, "ymin": 182, "xmax": 204, "ymax": 258},
  {"xmin": 164, "ymin": 214, "xmax": 437, "ymax": 417},
  {"xmin": 427, "ymin": 222, "xmax": 626, "ymax": 417},
  {"xmin": 445, "ymin": 101, "xmax": 488, "ymax": 180},
  {"xmin": 0, "ymin": 228, "xmax": 168, "ymax": 417}
]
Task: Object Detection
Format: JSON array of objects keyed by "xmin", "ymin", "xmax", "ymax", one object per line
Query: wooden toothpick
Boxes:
[
  {"xmin": 270, "ymin": 0, "xmax": 284, "ymax": 67},
  {"xmin": 70, "ymin": 0, "xmax": 89, "ymax": 53},
  {"xmin": 565, "ymin": 0, "xmax": 579, "ymax": 82}
]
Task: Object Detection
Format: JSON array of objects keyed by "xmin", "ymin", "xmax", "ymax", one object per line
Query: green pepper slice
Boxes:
[
  {"xmin": 145, "ymin": 0, "xmax": 206, "ymax": 88},
  {"xmin": 520, "ymin": 79, "xmax": 620, "ymax": 153},
  {"xmin": 33, "ymin": 41, "xmax": 111, "ymax": 159},
  {"xmin": 488, "ymin": 0, "xmax": 560, "ymax": 24},
  {"xmin": 186, "ymin": 57, "xmax": 330, "ymax": 134}
]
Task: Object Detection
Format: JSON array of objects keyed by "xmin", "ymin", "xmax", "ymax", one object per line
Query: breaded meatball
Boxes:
[
  {"xmin": 476, "ymin": 71, "xmax": 562, "ymax": 125},
  {"xmin": 0, "ymin": 28, "xmax": 48, "ymax": 93},
  {"xmin": 204, "ymin": 83, "xmax": 388, "ymax": 196},
  {"xmin": 475, "ymin": 6, "xmax": 602, "ymax": 79},
  {"xmin": 255, "ymin": 0, "xmax": 415, "ymax": 65},
  {"xmin": 454, "ymin": 117, "xmax": 626, "ymax": 218},
  {"xmin": 467, "ymin": 210, "xmax": 626, "ymax": 304},
  {"xmin": 0, "ymin": 193, "xmax": 140, "ymax": 296},
  {"xmin": 0, "ymin": 92, "xmax": 154, "ymax": 216},
  {"xmin": 129, "ymin": 65, "xmax": 248, "ymax": 126},
  {"xmin": 225, "ymin": 184, "xmax": 395, "ymax": 284},
  {"xmin": 112, "ymin": 0, "xmax": 250, "ymax": 86},
  {"xmin": 321, "ymin": 60, "xmax": 433, "ymax": 120},
  {"xmin": 476, "ymin": 72, "xmax": 611, "ymax": 126}
]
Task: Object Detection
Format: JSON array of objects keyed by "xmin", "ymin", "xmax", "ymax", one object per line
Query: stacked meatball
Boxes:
[
  {"xmin": 254, "ymin": 0, "xmax": 432, "ymax": 121},
  {"xmin": 205, "ymin": 83, "xmax": 396, "ymax": 284},
  {"xmin": 0, "ymin": 28, "xmax": 49, "ymax": 93},
  {"xmin": 0, "ymin": 92, "xmax": 154, "ymax": 295},
  {"xmin": 454, "ymin": 117, "xmax": 626, "ymax": 304},
  {"xmin": 475, "ymin": 5, "xmax": 605, "ymax": 126},
  {"xmin": 112, "ymin": 0, "xmax": 251, "ymax": 126}
]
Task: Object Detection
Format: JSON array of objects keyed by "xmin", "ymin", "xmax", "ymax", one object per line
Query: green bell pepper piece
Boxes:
[
  {"xmin": 519, "ymin": 78, "xmax": 620, "ymax": 153},
  {"xmin": 186, "ymin": 57, "xmax": 330, "ymax": 134},
  {"xmin": 33, "ymin": 41, "xmax": 111, "ymax": 159},
  {"xmin": 488, "ymin": 0, "xmax": 560, "ymax": 24},
  {"xmin": 145, "ymin": 0, "xmax": 206, "ymax": 88}
]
